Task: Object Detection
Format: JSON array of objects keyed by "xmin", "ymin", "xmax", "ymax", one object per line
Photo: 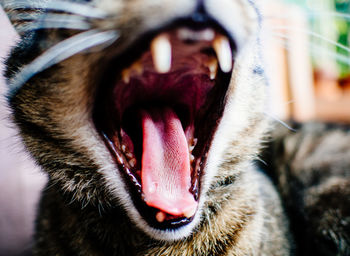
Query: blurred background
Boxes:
[
  {"xmin": 263, "ymin": 0, "xmax": 350, "ymax": 122},
  {"xmin": 0, "ymin": 0, "xmax": 349, "ymax": 255}
]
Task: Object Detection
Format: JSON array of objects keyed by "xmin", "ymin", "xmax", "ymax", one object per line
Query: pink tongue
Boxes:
[{"xmin": 141, "ymin": 107, "xmax": 197, "ymax": 216}]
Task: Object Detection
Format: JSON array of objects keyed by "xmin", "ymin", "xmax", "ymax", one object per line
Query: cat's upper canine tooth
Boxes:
[
  {"xmin": 151, "ymin": 34, "xmax": 172, "ymax": 73},
  {"xmin": 213, "ymin": 35, "xmax": 232, "ymax": 73}
]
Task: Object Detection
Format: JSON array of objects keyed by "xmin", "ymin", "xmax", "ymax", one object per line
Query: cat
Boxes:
[{"xmin": 1, "ymin": 0, "xmax": 348, "ymax": 255}]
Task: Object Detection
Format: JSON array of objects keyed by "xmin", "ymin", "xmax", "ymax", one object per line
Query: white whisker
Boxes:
[
  {"xmin": 10, "ymin": 13, "xmax": 89, "ymax": 23},
  {"xmin": 2, "ymin": 0, "xmax": 107, "ymax": 19},
  {"xmin": 308, "ymin": 11, "xmax": 350, "ymax": 21},
  {"xmin": 264, "ymin": 112, "xmax": 296, "ymax": 132},
  {"xmin": 9, "ymin": 13, "xmax": 92, "ymax": 32},
  {"xmin": 264, "ymin": 11, "xmax": 350, "ymax": 22},
  {"xmin": 9, "ymin": 29, "xmax": 119, "ymax": 94},
  {"xmin": 271, "ymin": 25, "xmax": 350, "ymax": 54},
  {"xmin": 17, "ymin": 21, "xmax": 90, "ymax": 33},
  {"xmin": 269, "ymin": 32, "xmax": 350, "ymax": 66}
]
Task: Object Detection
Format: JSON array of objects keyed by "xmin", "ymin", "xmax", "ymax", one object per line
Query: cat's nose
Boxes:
[
  {"xmin": 196, "ymin": 0, "xmax": 204, "ymax": 6},
  {"xmin": 195, "ymin": 0, "xmax": 205, "ymax": 13},
  {"xmin": 191, "ymin": 0, "xmax": 209, "ymax": 25}
]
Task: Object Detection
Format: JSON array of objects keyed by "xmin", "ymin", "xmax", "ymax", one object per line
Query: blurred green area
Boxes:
[{"xmin": 282, "ymin": 0, "xmax": 350, "ymax": 78}]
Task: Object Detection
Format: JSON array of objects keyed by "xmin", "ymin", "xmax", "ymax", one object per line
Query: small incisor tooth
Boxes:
[
  {"xmin": 190, "ymin": 154, "xmax": 195, "ymax": 162},
  {"xmin": 129, "ymin": 158, "xmax": 136, "ymax": 168},
  {"xmin": 151, "ymin": 34, "xmax": 172, "ymax": 73},
  {"xmin": 207, "ymin": 58, "xmax": 218, "ymax": 80},
  {"xmin": 156, "ymin": 211, "xmax": 166, "ymax": 223},
  {"xmin": 213, "ymin": 35, "xmax": 232, "ymax": 73},
  {"xmin": 132, "ymin": 61, "xmax": 143, "ymax": 75},
  {"xmin": 121, "ymin": 69, "xmax": 130, "ymax": 84},
  {"xmin": 126, "ymin": 152, "xmax": 133, "ymax": 159},
  {"xmin": 189, "ymin": 138, "xmax": 197, "ymax": 152}
]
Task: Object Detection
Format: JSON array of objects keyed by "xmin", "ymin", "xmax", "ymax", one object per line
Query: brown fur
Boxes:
[
  {"xmin": 3, "ymin": 0, "xmax": 293, "ymax": 255},
  {"xmin": 264, "ymin": 122, "xmax": 350, "ymax": 255}
]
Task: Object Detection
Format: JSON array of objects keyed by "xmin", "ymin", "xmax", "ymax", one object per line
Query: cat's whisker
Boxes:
[
  {"xmin": 9, "ymin": 29, "xmax": 119, "ymax": 94},
  {"xmin": 9, "ymin": 13, "xmax": 92, "ymax": 33},
  {"xmin": 264, "ymin": 11, "xmax": 350, "ymax": 22},
  {"xmin": 2, "ymin": 0, "xmax": 107, "ymax": 19},
  {"xmin": 270, "ymin": 25, "xmax": 350, "ymax": 54},
  {"xmin": 308, "ymin": 43, "xmax": 350, "ymax": 66},
  {"xmin": 264, "ymin": 112, "xmax": 296, "ymax": 132},
  {"xmin": 307, "ymin": 10, "xmax": 350, "ymax": 21},
  {"xmin": 9, "ymin": 13, "xmax": 90, "ymax": 23},
  {"xmin": 16, "ymin": 21, "xmax": 91, "ymax": 33},
  {"xmin": 269, "ymin": 31, "xmax": 350, "ymax": 66}
]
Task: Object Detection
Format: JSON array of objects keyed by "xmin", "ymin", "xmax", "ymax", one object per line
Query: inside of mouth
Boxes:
[{"xmin": 94, "ymin": 27, "xmax": 233, "ymax": 225}]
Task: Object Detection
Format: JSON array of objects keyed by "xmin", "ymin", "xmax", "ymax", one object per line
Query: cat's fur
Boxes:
[
  {"xmin": 1, "ymin": 0, "xmax": 349, "ymax": 255},
  {"xmin": 263, "ymin": 122, "xmax": 350, "ymax": 256}
]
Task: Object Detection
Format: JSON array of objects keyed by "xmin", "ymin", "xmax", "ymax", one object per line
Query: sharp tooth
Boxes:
[
  {"xmin": 121, "ymin": 145, "xmax": 127, "ymax": 152},
  {"xmin": 126, "ymin": 152, "xmax": 133, "ymax": 159},
  {"xmin": 207, "ymin": 58, "xmax": 218, "ymax": 80},
  {"xmin": 177, "ymin": 28, "xmax": 215, "ymax": 41},
  {"xmin": 190, "ymin": 154, "xmax": 195, "ymax": 162},
  {"xmin": 121, "ymin": 68, "xmax": 130, "ymax": 84},
  {"xmin": 156, "ymin": 211, "xmax": 166, "ymax": 223},
  {"xmin": 132, "ymin": 61, "xmax": 143, "ymax": 75},
  {"xmin": 129, "ymin": 158, "xmax": 136, "ymax": 168},
  {"xmin": 151, "ymin": 34, "xmax": 172, "ymax": 73},
  {"xmin": 177, "ymin": 28, "xmax": 192, "ymax": 41},
  {"xmin": 201, "ymin": 29, "xmax": 215, "ymax": 41},
  {"xmin": 184, "ymin": 206, "xmax": 197, "ymax": 218},
  {"xmin": 189, "ymin": 138, "xmax": 198, "ymax": 152},
  {"xmin": 192, "ymin": 138, "xmax": 198, "ymax": 147},
  {"xmin": 213, "ymin": 35, "xmax": 232, "ymax": 73}
]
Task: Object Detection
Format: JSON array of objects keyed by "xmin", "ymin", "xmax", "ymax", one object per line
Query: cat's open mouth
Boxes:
[{"xmin": 94, "ymin": 19, "xmax": 234, "ymax": 230}]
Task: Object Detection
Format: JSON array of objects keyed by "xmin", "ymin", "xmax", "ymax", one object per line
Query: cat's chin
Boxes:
[{"xmin": 93, "ymin": 15, "xmax": 235, "ymax": 235}]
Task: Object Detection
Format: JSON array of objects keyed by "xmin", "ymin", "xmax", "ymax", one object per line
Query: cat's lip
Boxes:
[{"xmin": 93, "ymin": 18, "xmax": 234, "ymax": 230}]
